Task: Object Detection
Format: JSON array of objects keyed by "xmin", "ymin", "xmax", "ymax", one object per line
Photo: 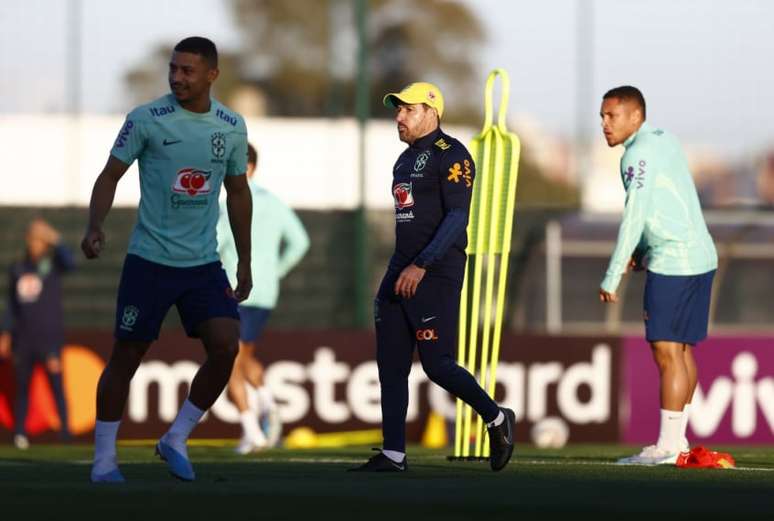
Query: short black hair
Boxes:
[
  {"xmin": 247, "ymin": 143, "xmax": 257, "ymax": 166},
  {"xmin": 174, "ymin": 36, "xmax": 218, "ymax": 69},
  {"xmin": 603, "ymin": 85, "xmax": 646, "ymax": 119}
]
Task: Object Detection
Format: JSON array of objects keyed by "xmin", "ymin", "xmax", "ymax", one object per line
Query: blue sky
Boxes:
[{"xmin": 1, "ymin": 0, "xmax": 771, "ymax": 158}]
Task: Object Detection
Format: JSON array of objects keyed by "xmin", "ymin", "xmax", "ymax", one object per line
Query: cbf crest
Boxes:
[
  {"xmin": 120, "ymin": 305, "xmax": 139, "ymax": 332},
  {"xmin": 211, "ymin": 132, "xmax": 226, "ymax": 160},
  {"xmin": 414, "ymin": 151, "xmax": 430, "ymax": 172}
]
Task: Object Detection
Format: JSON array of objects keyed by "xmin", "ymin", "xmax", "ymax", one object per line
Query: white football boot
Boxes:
[{"xmin": 616, "ymin": 445, "xmax": 679, "ymax": 466}]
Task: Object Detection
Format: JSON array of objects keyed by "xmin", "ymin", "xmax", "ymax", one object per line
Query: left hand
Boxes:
[
  {"xmin": 599, "ymin": 289, "xmax": 618, "ymax": 303},
  {"xmin": 394, "ymin": 264, "xmax": 426, "ymax": 299},
  {"xmin": 232, "ymin": 260, "xmax": 253, "ymax": 302}
]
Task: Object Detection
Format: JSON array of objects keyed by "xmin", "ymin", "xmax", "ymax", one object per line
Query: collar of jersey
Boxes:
[
  {"xmin": 410, "ymin": 127, "xmax": 442, "ymax": 149},
  {"xmin": 170, "ymin": 94, "xmax": 215, "ymax": 118},
  {"xmin": 623, "ymin": 121, "xmax": 651, "ymax": 149}
]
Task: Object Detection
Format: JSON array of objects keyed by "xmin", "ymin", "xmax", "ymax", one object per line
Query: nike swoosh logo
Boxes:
[
  {"xmin": 421, "ymin": 316, "xmax": 436, "ymax": 323},
  {"xmin": 163, "ymin": 138, "xmax": 182, "ymax": 146}
]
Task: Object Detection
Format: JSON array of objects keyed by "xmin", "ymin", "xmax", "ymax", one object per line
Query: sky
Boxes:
[{"xmin": 1, "ymin": 0, "xmax": 772, "ymax": 159}]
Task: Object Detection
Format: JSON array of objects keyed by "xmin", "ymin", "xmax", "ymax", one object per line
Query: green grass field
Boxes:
[{"xmin": 1, "ymin": 443, "xmax": 773, "ymax": 520}]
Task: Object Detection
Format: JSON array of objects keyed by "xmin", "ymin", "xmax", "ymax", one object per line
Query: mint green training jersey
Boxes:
[
  {"xmin": 217, "ymin": 180, "xmax": 310, "ymax": 308},
  {"xmin": 110, "ymin": 94, "xmax": 248, "ymax": 267},
  {"xmin": 601, "ymin": 121, "xmax": 717, "ymax": 293}
]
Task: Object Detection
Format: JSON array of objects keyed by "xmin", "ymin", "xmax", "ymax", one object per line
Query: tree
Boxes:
[
  {"xmin": 124, "ymin": 1, "xmax": 484, "ymax": 123},
  {"xmin": 231, "ymin": 0, "xmax": 485, "ymax": 122}
]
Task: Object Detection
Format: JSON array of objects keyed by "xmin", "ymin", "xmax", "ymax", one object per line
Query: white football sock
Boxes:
[
  {"xmin": 680, "ymin": 403, "xmax": 692, "ymax": 450},
  {"xmin": 165, "ymin": 399, "xmax": 205, "ymax": 450},
  {"xmin": 656, "ymin": 408, "xmax": 683, "ymax": 453},
  {"xmin": 240, "ymin": 410, "xmax": 266, "ymax": 443},
  {"xmin": 382, "ymin": 449, "xmax": 405, "ymax": 463},
  {"xmin": 244, "ymin": 383, "xmax": 261, "ymax": 415},
  {"xmin": 93, "ymin": 420, "xmax": 120, "ymax": 473},
  {"xmin": 486, "ymin": 410, "xmax": 505, "ymax": 428},
  {"xmin": 256, "ymin": 386, "xmax": 277, "ymax": 411}
]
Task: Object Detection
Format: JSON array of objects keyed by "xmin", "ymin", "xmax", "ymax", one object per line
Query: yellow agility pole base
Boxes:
[{"xmin": 449, "ymin": 68, "xmax": 521, "ymax": 461}]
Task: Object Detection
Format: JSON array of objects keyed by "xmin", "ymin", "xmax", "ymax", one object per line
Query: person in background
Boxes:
[
  {"xmin": 0, "ymin": 218, "xmax": 75, "ymax": 450},
  {"xmin": 218, "ymin": 142, "xmax": 310, "ymax": 454}
]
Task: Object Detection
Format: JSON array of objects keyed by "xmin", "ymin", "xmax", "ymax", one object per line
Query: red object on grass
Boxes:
[{"xmin": 676, "ymin": 446, "xmax": 736, "ymax": 469}]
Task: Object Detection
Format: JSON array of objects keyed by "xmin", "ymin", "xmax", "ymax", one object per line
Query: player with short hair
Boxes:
[
  {"xmin": 598, "ymin": 85, "xmax": 717, "ymax": 465},
  {"xmin": 349, "ymin": 82, "xmax": 515, "ymax": 473},
  {"xmin": 82, "ymin": 36, "xmax": 252, "ymax": 482},
  {"xmin": 217, "ymin": 142, "xmax": 310, "ymax": 454}
]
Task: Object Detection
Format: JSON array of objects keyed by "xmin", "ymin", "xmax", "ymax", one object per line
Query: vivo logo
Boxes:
[
  {"xmin": 113, "ymin": 120, "xmax": 133, "ymax": 148},
  {"xmin": 690, "ymin": 352, "xmax": 774, "ymax": 438}
]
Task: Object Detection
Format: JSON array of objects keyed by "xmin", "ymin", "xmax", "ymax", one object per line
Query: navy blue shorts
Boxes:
[
  {"xmin": 238, "ymin": 306, "xmax": 271, "ymax": 342},
  {"xmin": 644, "ymin": 270, "xmax": 715, "ymax": 345},
  {"xmin": 114, "ymin": 254, "xmax": 239, "ymax": 341}
]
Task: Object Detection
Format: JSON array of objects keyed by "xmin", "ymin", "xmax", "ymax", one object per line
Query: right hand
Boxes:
[
  {"xmin": 599, "ymin": 288, "xmax": 618, "ymax": 303},
  {"xmin": 625, "ymin": 256, "xmax": 644, "ymax": 273},
  {"xmin": 81, "ymin": 227, "xmax": 105, "ymax": 259}
]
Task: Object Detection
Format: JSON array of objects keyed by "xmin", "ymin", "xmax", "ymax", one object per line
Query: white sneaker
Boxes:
[
  {"xmin": 263, "ymin": 408, "xmax": 283, "ymax": 447},
  {"xmin": 617, "ymin": 445, "xmax": 679, "ymax": 466},
  {"xmin": 14, "ymin": 434, "xmax": 29, "ymax": 450},
  {"xmin": 235, "ymin": 435, "xmax": 267, "ymax": 455}
]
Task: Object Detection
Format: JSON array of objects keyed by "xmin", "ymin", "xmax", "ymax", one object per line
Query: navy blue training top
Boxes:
[
  {"xmin": 389, "ymin": 127, "xmax": 474, "ymax": 280},
  {"xmin": 1, "ymin": 244, "xmax": 75, "ymax": 351}
]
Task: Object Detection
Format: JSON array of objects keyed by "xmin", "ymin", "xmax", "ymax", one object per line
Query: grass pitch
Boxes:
[{"xmin": 1, "ymin": 443, "xmax": 772, "ymax": 520}]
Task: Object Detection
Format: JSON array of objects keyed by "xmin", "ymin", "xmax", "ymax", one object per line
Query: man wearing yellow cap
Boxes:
[{"xmin": 349, "ymin": 83, "xmax": 515, "ymax": 473}]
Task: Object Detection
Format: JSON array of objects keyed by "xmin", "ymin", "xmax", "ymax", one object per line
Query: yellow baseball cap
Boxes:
[{"xmin": 383, "ymin": 82, "xmax": 444, "ymax": 119}]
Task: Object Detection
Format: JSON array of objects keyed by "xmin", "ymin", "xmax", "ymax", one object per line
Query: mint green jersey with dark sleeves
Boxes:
[
  {"xmin": 110, "ymin": 94, "xmax": 248, "ymax": 267},
  {"xmin": 601, "ymin": 122, "xmax": 717, "ymax": 293}
]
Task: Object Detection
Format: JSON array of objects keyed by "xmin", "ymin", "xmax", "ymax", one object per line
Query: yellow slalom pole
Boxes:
[
  {"xmin": 473, "ymin": 128, "xmax": 505, "ymax": 457},
  {"xmin": 482, "ymin": 72, "xmax": 521, "ymax": 458},
  {"xmin": 466, "ymin": 70, "xmax": 499, "ymax": 457},
  {"xmin": 451, "ymin": 68, "xmax": 520, "ymax": 462},
  {"xmin": 458, "ymin": 136, "xmax": 481, "ymax": 458},
  {"xmin": 454, "ymin": 260, "xmax": 470, "ymax": 458},
  {"xmin": 462, "ymin": 130, "xmax": 493, "ymax": 457}
]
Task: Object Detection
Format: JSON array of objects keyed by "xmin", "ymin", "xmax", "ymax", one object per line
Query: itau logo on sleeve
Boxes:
[{"xmin": 172, "ymin": 168, "xmax": 212, "ymax": 196}]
